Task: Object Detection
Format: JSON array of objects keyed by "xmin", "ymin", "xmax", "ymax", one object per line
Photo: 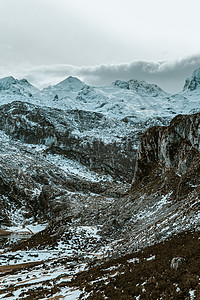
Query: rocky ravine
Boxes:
[
  {"xmin": 65, "ymin": 112, "xmax": 200, "ymax": 299},
  {"xmin": 96, "ymin": 112, "xmax": 200, "ymax": 255}
]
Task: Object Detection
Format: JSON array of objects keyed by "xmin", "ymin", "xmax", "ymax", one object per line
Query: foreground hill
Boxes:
[{"xmin": 70, "ymin": 230, "xmax": 200, "ymax": 299}]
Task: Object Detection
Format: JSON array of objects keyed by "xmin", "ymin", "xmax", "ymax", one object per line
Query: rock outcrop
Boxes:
[
  {"xmin": 0, "ymin": 101, "xmax": 138, "ymax": 182},
  {"xmin": 132, "ymin": 112, "xmax": 200, "ymax": 199},
  {"xmin": 183, "ymin": 68, "xmax": 200, "ymax": 91}
]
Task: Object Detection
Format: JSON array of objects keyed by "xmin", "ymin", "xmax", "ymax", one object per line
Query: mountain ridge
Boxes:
[{"xmin": 0, "ymin": 70, "xmax": 199, "ymax": 121}]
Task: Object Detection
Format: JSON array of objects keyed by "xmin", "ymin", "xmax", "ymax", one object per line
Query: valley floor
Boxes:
[{"xmin": 0, "ymin": 229, "xmax": 200, "ymax": 299}]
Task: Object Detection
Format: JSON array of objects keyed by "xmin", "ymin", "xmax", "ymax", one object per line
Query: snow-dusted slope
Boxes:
[
  {"xmin": 40, "ymin": 77, "xmax": 173, "ymax": 120},
  {"xmin": 53, "ymin": 75, "xmax": 86, "ymax": 91},
  {"xmin": 0, "ymin": 76, "xmax": 39, "ymax": 98},
  {"xmin": 176, "ymin": 67, "xmax": 200, "ymax": 114}
]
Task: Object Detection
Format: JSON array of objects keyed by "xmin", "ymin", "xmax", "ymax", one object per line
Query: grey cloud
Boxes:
[
  {"xmin": 76, "ymin": 55, "xmax": 200, "ymax": 92},
  {"xmin": 1, "ymin": 54, "xmax": 200, "ymax": 93}
]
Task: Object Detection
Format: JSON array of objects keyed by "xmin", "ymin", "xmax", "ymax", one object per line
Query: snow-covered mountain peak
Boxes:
[
  {"xmin": 53, "ymin": 76, "xmax": 85, "ymax": 91},
  {"xmin": 0, "ymin": 76, "xmax": 17, "ymax": 89},
  {"xmin": 0, "ymin": 76, "xmax": 36, "ymax": 89},
  {"xmin": 113, "ymin": 79, "xmax": 168, "ymax": 97},
  {"xmin": 183, "ymin": 67, "xmax": 200, "ymax": 91},
  {"xmin": 0, "ymin": 76, "xmax": 39, "ymax": 98}
]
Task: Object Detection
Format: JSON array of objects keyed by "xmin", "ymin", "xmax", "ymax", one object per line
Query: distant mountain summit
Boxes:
[
  {"xmin": 0, "ymin": 76, "xmax": 39, "ymax": 96},
  {"xmin": 0, "ymin": 76, "xmax": 16, "ymax": 89},
  {"xmin": 0, "ymin": 70, "xmax": 200, "ymax": 119},
  {"xmin": 113, "ymin": 79, "xmax": 168, "ymax": 97},
  {"xmin": 183, "ymin": 68, "xmax": 200, "ymax": 91},
  {"xmin": 52, "ymin": 76, "xmax": 85, "ymax": 92}
]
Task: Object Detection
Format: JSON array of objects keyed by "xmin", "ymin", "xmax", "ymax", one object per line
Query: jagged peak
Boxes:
[
  {"xmin": 0, "ymin": 76, "xmax": 38, "ymax": 95},
  {"xmin": 18, "ymin": 78, "xmax": 31, "ymax": 85},
  {"xmin": 112, "ymin": 79, "xmax": 167, "ymax": 96},
  {"xmin": 0, "ymin": 76, "xmax": 34, "ymax": 87},
  {"xmin": 0, "ymin": 76, "xmax": 16, "ymax": 86},
  {"xmin": 183, "ymin": 68, "xmax": 200, "ymax": 91}
]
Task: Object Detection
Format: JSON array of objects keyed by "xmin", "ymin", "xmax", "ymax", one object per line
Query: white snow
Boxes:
[
  {"xmin": 0, "ymin": 73, "xmax": 199, "ymax": 123},
  {"xmin": 45, "ymin": 153, "xmax": 113, "ymax": 182},
  {"xmin": 127, "ymin": 257, "xmax": 140, "ymax": 264},
  {"xmin": 4, "ymin": 223, "xmax": 47, "ymax": 235},
  {"xmin": 145, "ymin": 255, "xmax": 156, "ymax": 261},
  {"xmin": 63, "ymin": 289, "xmax": 82, "ymax": 300},
  {"xmin": 189, "ymin": 290, "xmax": 195, "ymax": 300}
]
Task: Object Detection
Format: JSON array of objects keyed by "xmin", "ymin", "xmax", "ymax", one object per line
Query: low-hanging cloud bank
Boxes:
[{"xmin": 1, "ymin": 54, "xmax": 200, "ymax": 93}]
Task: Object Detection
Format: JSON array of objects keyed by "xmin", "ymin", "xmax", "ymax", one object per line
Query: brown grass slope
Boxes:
[{"xmin": 70, "ymin": 230, "xmax": 200, "ymax": 299}]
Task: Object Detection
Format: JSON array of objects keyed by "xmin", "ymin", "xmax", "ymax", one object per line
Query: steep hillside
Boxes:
[
  {"xmin": 0, "ymin": 101, "xmax": 140, "ymax": 182},
  {"xmin": 0, "ymin": 76, "xmax": 39, "ymax": 97},
  {"xmin": 132, "ymin": 112, "xmax": 200, "ymax": 198},
  {"xmin": 99, "ymin": 112, "xmax": 200, "ymax": 256},
  {"xmin": 70, "ymin": 230, "xmax": 200, "ymax": 299}
]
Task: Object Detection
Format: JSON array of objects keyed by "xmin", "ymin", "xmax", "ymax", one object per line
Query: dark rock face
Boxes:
[
  {"xmin": 132, "ymin": 112, "xmax": 200, "ymax": 198},
  {"xmin": 0, "ymin": 145, "xmax": 126, "ymax": 225},
  {"xmin": 0, "ymin": 152, "xmax": 69, "ymax": 224},
  {"xmin": 0, "ymin": 101, "xmax": 138, "ymax": 182},
  {"xmin": 183, "ymin": 68, "xmax": 200, "ymax": 91}
]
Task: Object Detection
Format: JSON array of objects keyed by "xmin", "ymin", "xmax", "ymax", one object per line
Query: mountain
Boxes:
[
  {"xmin": 0, "ymin": 76, "xmax": 39, "ymax": 97},
  {"xmin": 39, "ymin": 76, "xmax": 173, "ymax": 120},
  {"xmin": 183, "ymin": 68, "xmax": 200, "ymax": 91},
  {"xmin": 53, "ymin": 76, "xmax": 86, "ymax": 91},
  {"xmin": 0, "ymin": 69, "xmax": 200, "ymax": 299},
  {"xmin": 41, "ymin": 76, "xmax": 86, "ymax": 105},
  {"xmin": 113, "ymin": 78, "xmax": 168, "ymax": 97},
  {"xmin": 0, "ymin": 73, "xmax": 199, "ymax": 119}
]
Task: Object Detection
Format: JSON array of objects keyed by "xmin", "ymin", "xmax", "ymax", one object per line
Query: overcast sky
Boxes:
[{"xmin": 1, "ymin": 0, "xmax": 200, "ymax": 92}]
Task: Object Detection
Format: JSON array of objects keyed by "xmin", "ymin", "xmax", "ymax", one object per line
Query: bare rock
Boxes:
[{"xmin": 170, "ymin": 257, "xmax": 185, "ymax": 270}]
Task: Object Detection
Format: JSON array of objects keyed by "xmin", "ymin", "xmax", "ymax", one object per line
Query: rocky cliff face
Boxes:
[
  {"xmin": 0, "ymin": 131, "xmax": 127, "ymax": 227},
  {"xmin": 132, "ymin": 112, "xmax": 200, "ymax": 199},
  {"xmin": 0, "ymin": 101, "xmax": 139, "ymax": 182},
  {"xmin": 95, "ymin": 112, "xmax": 200, "ymax": 260},
  {"xmin": 183, "ymin": 68, "xmax": 200, "ymax": 91}
]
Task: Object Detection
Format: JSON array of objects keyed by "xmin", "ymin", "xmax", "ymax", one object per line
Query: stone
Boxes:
[{"xmin": 170, "ymin": 257, "xmax": 185, "ymax": 270}]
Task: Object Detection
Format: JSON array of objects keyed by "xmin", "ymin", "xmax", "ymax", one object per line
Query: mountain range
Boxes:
[{"xmin": 0, "ymin": 69, "xmax": 199, "ymax": 299}]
